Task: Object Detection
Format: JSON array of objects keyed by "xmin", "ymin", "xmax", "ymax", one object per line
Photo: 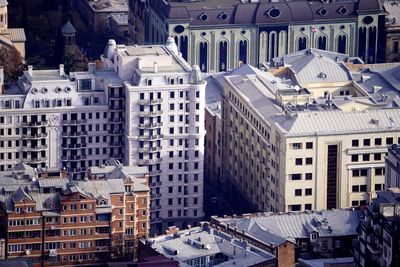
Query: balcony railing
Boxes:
[
  {"xmin": 21, "ymin": 133, "xmax": 48, "ymax": 139},
  {"xmin": 21, "ymin": 121, "xmax": 48, "ymax": 127},
  {"xmin": 137, "ymin": 146, "xmax": 162, "ymax": 153},
  {"xmin": 138, "ymin": 122, "xmax": 163, "ymax": 128},
  {"xmin": 21, "ymin": 145, "xmax": 48, "ymax": 151},
  {"xmin": 61, "ymin": 119, "xmax": 87, "ymax": 125},
  {"xmin": 137, "ymin": 134, "xmax": 163, "ymax": 141},
  {"xmin": 137, "ymin": 158, "xmax": 163, "ymax": 165}
]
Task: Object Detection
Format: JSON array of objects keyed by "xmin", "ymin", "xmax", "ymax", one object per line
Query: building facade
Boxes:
[
  {"xmin": 353, "ymin": 189, "xmax": 400, "ymax": 267},
  {"xmin": 0, "ymin": 38, "xmax": 206, "ymax": 234},
  {"xmin": 385, "ymin": 144, "xmax": 400, "ymax": 189},
  {"xmin": 0, "ymin": 0, "xmax": 26, "ymax": 58},
  {"xmin": 0, "ymin": 162, "xmax": 150, "ymax": 266},
  {"xmin": 131, "ymin": 0, "xmax": 381, "ymax": 73},
  {"xmin": 215, "ymin": 49, "xmax": 400, "ymax": 213},
  {"xmin": 383, "ymin": 1, "xmax": 400, "ymax": 63}
]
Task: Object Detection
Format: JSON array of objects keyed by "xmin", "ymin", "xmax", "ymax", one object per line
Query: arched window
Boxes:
[
  {"xmin": 199, "ymin": 42, "xmax": 208, "ymax": 72},
  {"xmin": 368, "ymin": 26, "xmax": 376, "ymax": 63},
  {"xmin": 318, "ymin": 35, "xmax": 327, "ymax": 50},
  {"xmin": 269, "ymin": 32, "xmax": 277, "ymax": 60},
  {"xmin": 239, "ymin": 40, "xmax": 247, "ymax": 65},
  {"xmin": 180, "ymin": 36, "xmax": 188, "ymax": 61},
  {"xmin": 358, "ymin": 27, "xmax": 367, "ymax": 61},
  {"xmin": 337, "ymin": 35, "xmax": 347, "ymax": 54},
  {"xmin": 298, "ymin": 36, "xmax": 307, "ymax": 51},
  {"xmin": 219, "ymin": 41, "xmax": 228, "ymax": 71}
]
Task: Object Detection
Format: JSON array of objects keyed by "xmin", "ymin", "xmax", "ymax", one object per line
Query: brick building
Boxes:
[{"xmin": 0, "ymin": 160, "xmax": 150, "ymax": 266}]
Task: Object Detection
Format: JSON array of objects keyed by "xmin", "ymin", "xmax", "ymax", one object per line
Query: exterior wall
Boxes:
[
  {"xmin": 13, "ymin": 41, "xmax": 25, "ymax": 59},
  {"xmin": 204, "ymin": 107, "xmax": 222, "ymax": 185},
  {"xmin": 385, "ymin": 145, "xmax": 400, "ymax": 188},
  {"xmin": 279, "ymin": 132, "xmax": 394, "ymax": 212},
  {"xmin": 0, "ymin": 5, "xmax": 7, "ymax": 31},
  {"xmin": 385, "ymin": 27, "xmax": 400, "ymax": 62}
]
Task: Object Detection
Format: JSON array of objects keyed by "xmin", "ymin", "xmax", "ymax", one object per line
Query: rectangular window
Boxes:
[
  {"xmin": 352, "ymin": 139, "xmax": 359, "ymax": 147},
  {"xmin": 305, "ymin": 173, "xmax": 312, "ymax": 180},
  {"xmin": 295, "ymin": 158, "xmax": 302, "ymax": 165},
  {"xmin": 362, "ymin": 154, "xmax": 370, "ymax": 161},
  {"xmin": 292, "ymin": 143, "xmax": 302, "ymax": 149},
  {"xmin": 305, "ymin": 188, "xmax": 312, "ymax": 196},
  {"xmin": 305, "ymin": 157, "xmax": 313, "ymax": 165},
  {"xmin": 351, "ymin": 155, "xmax": 359, "ymax": 162},
  {"xmin": 374, "ymin": 138, "xmax": 382, "ymax": 146},
  {"xmin": 306, "ymin": 142, "xmax": 313, "ymax": 149},
  {"xmin": 363, "ymin": 139, "xmax": 370, "ymax": 146},
  {"xmin": 291, "ymin": 174, "xmax": 302, "ymax": 180},
  {"xmin": 295, "ymin": 189, "xmax": 302, "ymax": 196}
]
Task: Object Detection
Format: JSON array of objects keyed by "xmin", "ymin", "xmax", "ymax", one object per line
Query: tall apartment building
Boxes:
[
  {"xmin": 385, "ymin": 144, "xmax": 400, "ymax": 188},
  {"xmin": 353, "ymin": 189, "xmax": 400, "ymax": 267},
  {"xmin": 0, "ymin": 161, "xmax": 150, "ymax": 266},
  {"xmin": 216, "ymin": 49, "xmax": 400, "ymax": 213},
  {"xmin": 131, "ymin": 0, "xmax": 381, "ymax": 72},
  {"xmin": 0, "ymin": 38, "xmax": 206, "ymax": 234},
  {"xmin": 101, "ymin": 37, "xmax": 206, "ymax": 233}
]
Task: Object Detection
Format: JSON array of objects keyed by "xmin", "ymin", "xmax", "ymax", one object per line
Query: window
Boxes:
[
  {"xmin": 375, "ymin": 138, "xmax": 382, "ymax": 146},
  {"xmin": 374, "ymin": 153, "xmax": 381, "ymax": 161},
  {"xmin": 375, "ymin": 184, "xmax": 382, "ymax": 191},
  {"xmin": 305, "ymin": 188, "xmax": 312, "ymax": 196},
  {"xmin": 375, "ymin": 168, "xmax": 384, "ymax": 176},
  {"xmin": 289, "ymin": 204, "xmax": 301, "ymax": 211},
  {"xmin": 310, "ymin": 233, "xmax": 318, "ymax": 240},
  {"xmin": 306, "ymin": 142, "xmax": 313, "ymax": 149},
  {"xmin": 305, "ymin": 158, "xmax": 313, "ymax": 165},
  {"xmin": 386, "ymin": 137, "xmax": 394, "ymax": 145},
  {"xmin": 295, "ymin": 189, "xmax": 302, "ymax": 196},
  {"xmin": 291, "ymin": 173, "xmax": 301, "ymax": 180},
  {"xmin": 295, "ymin": 158, "xmax": 303, "ymax": 165},
  {"xmin": 352, "ymin": 200, "xmax": 359, "ymax": 206},
  {"xmin": 352, "ymin": 139, "xmax": 359, "ymax": 147},
  {"xmin": 352, "ymin": 185, "xmax": 359, "ymax": 192},
  {"xmin": 292, "ymin": 143, "xmax": 302, "ymax": 149},
  {"xmin": 305, "ymin": 204, "xmax": 312, "ymax": 210},
  {"xmin": 363, "ymin": 139, "xmax": 370, "ymax": 146},
  {"xmin": 305, "ymin": 173, "xmax": 313, "ymax": 180},
  {"xmin": 351, "ymin": 155, "xmax": 359, "ymax": 162},
  {"xmin": 360, "ymin": 185, "xmax": 367, "ymax": 192},
  {"xmin": 362, "ymin": 154, "xmax": 370, "ymax": 161}
]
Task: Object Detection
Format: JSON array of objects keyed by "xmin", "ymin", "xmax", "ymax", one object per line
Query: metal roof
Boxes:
[
  {"xmin": 150, "ymin": 225, "xmax": 275, "ymax": 266},
  {"xmin": 218, "ymin": 209, "xmax": 362, "ymax": 243},
  {"xmin": 9, "ymin": 28, "xmax": 26, "ymax": 42},
  {"xmin": 61, "ymin": 21, "xmax": 76, "ymax": 34}
]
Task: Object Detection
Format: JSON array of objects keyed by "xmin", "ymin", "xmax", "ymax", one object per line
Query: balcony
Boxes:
[
  {"xmin": 138, "ymin": 110, "xmax": 163, "ymax": 117},
  {"xmin": 61, "ymin": 131, "xmax": 88, "ymax": 137},
  {"xmin": 21, "ymin": 133, "xmax": 48, "ymax": 139},
  {"xmin": 61, "ymin": 143, "xmax": 87, "ymax": 150},
  {"xmin": 61, "ymin": 119, "xmax": 87, "ymax": 125},
  {"xmin": 137, "ymin": 146, "xmax": 162, "ymax": 153},
  {"xmin": 138, "ymin": 122, "xmax": 163, "ymax": 129},
  {"xmin": 109, "ymin": 105, "xmax": 124, "ymax": 110},
  {"xmin": 21, "ymin": 121, "xmax": 48, "ymax": 127},
  {"xmin": 108, "ymin": 130, "xmax": 123, "ymax": 135},
  {"xmin": 109, "ymin": 94, "xmax": 124, "ymax": 99},
  {"xmin": 61, "ymin": 155, "xmax": 87, "ymax": 161},
  {"xmin": 150, "ymin": 193, "xmax": 162, "ymax": 199},
  {"xmin": 26, "ymin": 157, "xmax": 47, "ymax": 164},
  {"xmin": 151, "ymin": 181, "xmax": 162, "ymax": 187},
  {"xmin": 21, "ymin": 145, "xmax": 48, "ymax": 152},
  {"xmin": 137, "ymin": 134, "xmax": 163, "ymax": 141},
  {"xmin": 109, "ymin": 142, "xmax": 122, "ymax": 147},
  {"xmin": 109, "ymin": 153, "xmax": 123, "ymax": 158},
  {"xmin": 137, "ymin": 158, "xmax": 163, "ymax": 165},
  {"xmin": 138, "ymin": 98, "xmax": 163, "ymax": 105},
  {"xmin": 149, "ymin": 169, "xmax": 162, "ymax": 175},
  {"xmin": 109, "ymin": 118, "xmax": 124, "ymax": 123}
]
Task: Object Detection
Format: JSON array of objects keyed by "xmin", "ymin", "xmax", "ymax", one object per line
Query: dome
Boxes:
[{"xmin": 103, "ymin": 39, "xmax": 117, "ymax": 62}]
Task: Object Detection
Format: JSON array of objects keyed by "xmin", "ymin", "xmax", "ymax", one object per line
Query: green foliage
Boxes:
[{"xmin": 62, "ymin": 49, "xmax": 88, "ymax": 74}]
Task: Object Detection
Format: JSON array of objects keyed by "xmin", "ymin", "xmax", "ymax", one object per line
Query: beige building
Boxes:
[
  {"xmin": 0, "ymin": 0, "xmax": 26, "ymax": 59},
  {"xmin": 385, "ymin": 144, "xmax": 400, "ymax": 188},
  {"xmin": 219, "ymin": 49, "xmax": 400, "ymax": 213},
  {"xmin": 383, "ymin": 1, "xmax": 400, "ymax": 62}
]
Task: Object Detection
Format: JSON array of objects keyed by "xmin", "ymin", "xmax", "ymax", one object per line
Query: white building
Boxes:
[
  {"xmin": 0, "ymin": 38, "xmax": 206, "ymax": 234},
  {"xmin": 218, "ymin": 49, "xmax": 400, "ymax": 213}
]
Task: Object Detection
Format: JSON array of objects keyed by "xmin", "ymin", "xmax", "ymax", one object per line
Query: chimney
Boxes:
[
  {"xmin": 137, "ymin": 58, "xmax": 142, "ymax": 70},
  {"xmin": 153, "ymin": 61, "xmax": 158, "ymax": 73},
  {"xmin": 88, "ymin": 62, "xmax": 96, "ymax": 74},
  {"xmin": 59, "ymin": 64, "xmax": 65, "ymax": 76},
  {"xmin": 0, "ymin": 67, "xmax": 3, "ymax": 95},
  {"xmin": 28, "ymin": 65, "xmax": 33, "ymax": 77}
]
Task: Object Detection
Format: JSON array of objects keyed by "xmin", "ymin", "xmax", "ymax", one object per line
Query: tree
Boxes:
[
  {"xmin": 0, "ymin": 46, "xmax": 24, "ymax": 83},
  {"xmin": 62, "ymin": 48, "xmax": 88, "ymax": 74}
]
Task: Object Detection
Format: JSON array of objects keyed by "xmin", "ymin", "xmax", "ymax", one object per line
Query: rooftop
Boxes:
[
  {"xmin": 298, "ymin": 257, "xmax": 354, "ymax": 267},
  {"xmin": 383, "ymin": 1, "xmax": 400, "ymax": 26},
  {"xmin": 87, "ymin": 0, "xmax": 128, "ymax": 13},
  {"xmin": 148, "ymin": 224, "xmax": 275, "ymax": 267},
  {"xmin": 110, "ymin": 13, "xmax": 128, "ymax": 25},
  {"xmin": 214, "ymin": 209, "xmax": 362, "ymax": 243}
]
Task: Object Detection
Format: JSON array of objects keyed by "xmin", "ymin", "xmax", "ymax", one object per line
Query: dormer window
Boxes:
[
  {"xmin": 26, "ymin": 207, "xmax": 34, "ymax": 213},
  {"xmin": 147, "ymin": 79, "xmax": 152, "ymax": 86},
  {"xmin": 4, "ymin": 100, "xmax": 11, "ymax": 109},
  {"xmin": 219, "ymin": 12, "xmax": 228, "ymax": 21},
  {"xmin": 338, "ymin": 6, "xmax": 347, "ymax": 16},
  {"xmin": 199, "ymin": 13, "xmax": 208, "ymax": 22},
  {"xmin": 310, "ymin": 233, "xmax": 318, "ymax": 241},
  {"xmin": 99, "ymin": 199, "xmax": 107, "ymax": 205},
  {"xmin": 15, "ymin": 207, "xmax": 23, "ymax": 214},
  {"xmin": 318, "ymin": 8, "xmax": 328, "ymax": 16},
  {"xmin": 266, "ymin": 7, "xmax": 281, "ymax": 19}
]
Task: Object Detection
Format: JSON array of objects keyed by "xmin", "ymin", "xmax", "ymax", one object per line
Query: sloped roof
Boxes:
[
  {"xmin": 9, "ymin": 28, "xmax": 26, "ymax": 42},
  {"xmin": 218, "ymin": 209, "xmax": 361, "ymax": 243},
  {"xmin": 62, "ymin": 20, "xmax": 76, "ymax": 34},
  {"xmin": 0, "ymin": 0, "xmax": 8, "ymax": 7}
]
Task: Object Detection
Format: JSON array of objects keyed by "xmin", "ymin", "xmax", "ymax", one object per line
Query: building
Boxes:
[
  {"xmin": 217, "ymin": 49, "xmax": 400, "ymax": 213},
  {"xmin": 385, "ymin": 144, "xmax": 400, "ymax": 188},
  {"xmin": 131, "ymin": 0, "xmax": 382, "ymax": 73},
  {"xmin": 109, "ymin": 13, "xmax": 129, "ymax": 42},
  {"xmin": 61, "ymin": 20, "xmax": 77, "ymax": 54},
  {"xmin": 101, "ymin": 37, "xmax": 206, "ymax": 233},
  {"xmin": 76, "ymin": 0, "xmax": 129, "ymax": 36},
  {"xmin": 0, "ymin": 161, "xmax": 150, "ymax": 266},
  {"xmin": 0, "ymin": 38, "xmax": 206, "ymax": 234},
  {"xmin": 143, "ymin": 222, "xmax": 276, "ymax": 267},
  {"xmin": 0, "ymin": 0, "xmax": 26, "ymax": 58},
  {"xmin": 298, "ymin": 257, "xmax": 354, "ymax": 267},
  {"xmin": 353, "ymin": 188, "xmax": 400, "ymax": 267},
  {"xmin": 383, "ymin": 1, "xmax": 400, "ymax": 62},
  {"xmin": 212, "ymin": 209, "xmax": 360, "ymax": 263}
]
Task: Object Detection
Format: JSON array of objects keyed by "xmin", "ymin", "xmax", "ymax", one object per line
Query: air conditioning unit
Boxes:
[
  {"xmin": 49, "ymin": 249, "xmax": 57, "ymax": 257},
  {"xmin": 25, "ymin": 249, "xmax": 31, "ymax": 255}
]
